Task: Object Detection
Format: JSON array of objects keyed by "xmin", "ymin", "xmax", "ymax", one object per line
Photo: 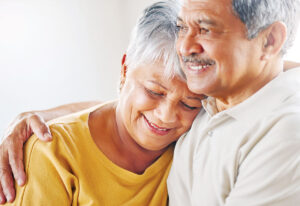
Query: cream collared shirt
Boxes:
[{"xmin": 168, "ymin": 68, "xmax": 300, "ymax": 206}]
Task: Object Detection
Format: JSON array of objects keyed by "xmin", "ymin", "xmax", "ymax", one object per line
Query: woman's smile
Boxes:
[{"xmin": 142, "ymin": 114, "xmax": 172, "ymax": 136}]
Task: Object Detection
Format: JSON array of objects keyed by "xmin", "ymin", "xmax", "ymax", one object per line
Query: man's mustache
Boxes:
[{"xmin": 182, "ymin": 55, "xmax": 215, "ymax": 65}]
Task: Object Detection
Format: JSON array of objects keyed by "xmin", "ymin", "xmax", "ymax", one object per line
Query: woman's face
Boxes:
[{"xmin": 117, "ymin": 61, "xmax": 205, "ymax": 151}]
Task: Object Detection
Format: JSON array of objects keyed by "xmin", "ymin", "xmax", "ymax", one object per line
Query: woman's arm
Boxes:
[{"xmin": 0, "ymin": 101, "xmax": 101, "ymax": 204}]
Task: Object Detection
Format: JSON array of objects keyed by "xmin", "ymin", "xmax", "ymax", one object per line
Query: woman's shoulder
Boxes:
[
  {"xmin": 24, "ymin": 109, "xmax": 93, "ymax": 166},
  {"xmin": 23, "ymin": 100, "xmax": 118, "ymax": 177}
]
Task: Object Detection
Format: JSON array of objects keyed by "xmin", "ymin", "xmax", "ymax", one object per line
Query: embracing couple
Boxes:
[{"xmin": 1, "ymin": 0, "xmax": 300, "ymax": 205}]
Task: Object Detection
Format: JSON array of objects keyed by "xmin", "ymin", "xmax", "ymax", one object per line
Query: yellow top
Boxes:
[{"xmin": 7, "ymin": 105, "xmax": 173, "ymax": 206}]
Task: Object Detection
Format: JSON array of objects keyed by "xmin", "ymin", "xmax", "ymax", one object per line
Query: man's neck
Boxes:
[{"xmin": 215, "ymin": 59, "xmax": 284, "ymax": 112}]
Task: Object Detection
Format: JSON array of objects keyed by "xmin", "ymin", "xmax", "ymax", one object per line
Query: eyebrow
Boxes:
[
  {"xmin": 198, "ymin": 18, "xmax": 217, "ymax": 27},
  {"xmin": 177, "ymin": 17, "xmax": 183, "ymax": 22},
  {"xmin": 177, "ymin": 16, "xmax": 217, "ymax": 27}
]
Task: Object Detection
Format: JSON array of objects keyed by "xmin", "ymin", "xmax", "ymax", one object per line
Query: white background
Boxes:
[{"xmin": 0, "ymin": 0, "xmax": 299, "ymax": 137}]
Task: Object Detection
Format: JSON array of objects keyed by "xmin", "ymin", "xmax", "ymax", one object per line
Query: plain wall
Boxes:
[
  {"xmin": 0, "ymin": 0, "xmax": 155, "ymax": 137},
  {"xmin": 0, "ymin": 0, "xmax": 299, "ymax": 137}
]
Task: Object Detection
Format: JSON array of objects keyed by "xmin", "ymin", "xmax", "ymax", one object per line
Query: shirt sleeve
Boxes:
[
  {"xmin": 225, "ymin": 114, "xmax": 300, "ymax": 206},
  {"xmin": 6, "ymin": 130, "xmax": 79, "ymax": 206}
]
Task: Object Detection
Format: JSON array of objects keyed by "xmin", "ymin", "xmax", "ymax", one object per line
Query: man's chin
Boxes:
[{"xmin": 186, "ymin": 81, "xmax": 206, "ymax": 95}]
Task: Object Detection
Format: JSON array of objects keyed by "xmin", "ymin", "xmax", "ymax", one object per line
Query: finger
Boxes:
[
  {"xmin": 8, "ymin": 141, "xmax": 26, "ymax": 186},
  {"xmin": 29, "ymin": 115, "xmax": 52, "ymax": 141},
  {"xmin": 0, "ymin": 184, "xmax": 7, "ymax": 204},
  {"xmin": 0, "ymin": 167, "xmax": 15, "ymax": 203}
]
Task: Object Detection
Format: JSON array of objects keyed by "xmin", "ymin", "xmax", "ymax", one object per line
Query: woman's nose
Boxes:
[{"xmin": 154, "ymin": 101, "xmax": 177, "ymax": 124}]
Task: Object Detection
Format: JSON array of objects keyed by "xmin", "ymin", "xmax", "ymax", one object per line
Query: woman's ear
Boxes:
[
  {"xmin": 119, "ymin": 54, "xmax": 127, "ymax": 91},
  {"xmin": 261, "ymin": 21, "xmax": 287, "ymax": 60}
]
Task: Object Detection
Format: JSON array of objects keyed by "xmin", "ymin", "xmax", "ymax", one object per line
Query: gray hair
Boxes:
[
  {"xmin": 126, "ymin": 0, "xmax": 184, "ymax": 79},
  {"xmin": 232, "ymin": 0, "xmax": 300, "ymax": 54}
]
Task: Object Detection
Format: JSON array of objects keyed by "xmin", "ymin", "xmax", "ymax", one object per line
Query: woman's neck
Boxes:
[{"xmin": 89, "ymin": 101, "xmax": 167, "ymax": 174}]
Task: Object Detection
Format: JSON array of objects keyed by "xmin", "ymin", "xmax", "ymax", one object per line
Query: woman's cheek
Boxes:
[
  {"xmin": 134, "ymin": 88, "xmax": 157, "ymax": 110},
  {"xmin": 134, "ymin": 92, "xmax": 156, "ymax": 110}
]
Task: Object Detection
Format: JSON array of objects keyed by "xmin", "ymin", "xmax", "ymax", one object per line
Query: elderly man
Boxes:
[{"xmin": 167, "ymin": 0, "xmax": 300, "ymax": 205}]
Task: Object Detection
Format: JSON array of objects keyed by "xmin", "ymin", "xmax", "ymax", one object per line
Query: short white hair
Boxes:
[
  {"xmin": 126, "ymin": 0, "xmax": 184, "ymax": 79},
  {"xmin": 232, "ymin": 0, "xmax": 300, "ymax": 54}
]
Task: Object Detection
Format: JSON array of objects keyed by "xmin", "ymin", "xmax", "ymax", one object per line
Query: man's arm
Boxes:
[
  {"xmin": 284, "ymin": 60, "xmax": 300, "ymax": 71},
  {"xmin": 0, "ymin": 101, "xmax": 101, "ymax": 204}
]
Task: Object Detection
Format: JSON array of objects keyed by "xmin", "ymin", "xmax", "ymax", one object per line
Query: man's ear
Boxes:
[
  {"xmin": 120, "ymin": 54, "xmax": 127, "ymax": 91},
  {"xmin": 261, "ymin": 21, "xmax": 287, "ymax": 60}
]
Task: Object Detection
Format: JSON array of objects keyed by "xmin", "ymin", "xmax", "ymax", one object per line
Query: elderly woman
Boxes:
[{"xmin": 1, "ymin": 1, "xmax": 204, "ymax": 205}]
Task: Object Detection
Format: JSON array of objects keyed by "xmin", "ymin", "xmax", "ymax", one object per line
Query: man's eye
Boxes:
[
  {"xmin": 176, "ymin": 24, "xmax": 188, "ymax": 33},
  {"xmin": 199, "ymin": 28, "xmax": 209, "ymax": 35},
  {"xmin": 181, "ymin": 102, "xmax": 199, "ymax": 110},
  {"xmin": 176, "ymin": 25, "xmax": 182, "ymax": 30}
]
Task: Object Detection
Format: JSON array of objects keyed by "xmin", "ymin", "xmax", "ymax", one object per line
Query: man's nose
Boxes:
[{"xmin": 179, "ymin": 32, "xmax": 204, "ymax": 56}]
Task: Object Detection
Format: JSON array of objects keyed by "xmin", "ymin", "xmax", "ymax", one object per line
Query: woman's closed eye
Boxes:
[
  {"xmin": 181, "ymin": 101, "xmax": 200, "ymax": 110},
  {"xmin": 145, "ymin": 88, "xmax": 164, "ymax": 97}
]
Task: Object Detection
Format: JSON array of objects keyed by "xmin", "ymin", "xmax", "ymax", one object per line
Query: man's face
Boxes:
[{"xmin": 176, "ymin": 0, "xmax": 263, "ymax": 98}]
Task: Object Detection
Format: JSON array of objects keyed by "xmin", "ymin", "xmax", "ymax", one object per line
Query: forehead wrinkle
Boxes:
[
  {"xmin": 180, "ymin": 7, "xmax": 221, "ymax": 23},
  {"xmin": 179, "ymin": 1, "xmax": 242, "ymax": 32},
  {"xmin": 198, "ymin": 18, "xmax": 218, "ymax": 27},
  {"xmin": 148, "ymin": 80, "xmax": 168, "ymax": 90},
  {"xmin": 179, "ymin": 0, "xmax": 235, "ymax": 21},
  {"xmin": 180, "ymin": 12, "xmax": 224, "ymax": 29},
  {"xmin": 181, "ymin": 1, "xmax": 222, "ymax": 13}
]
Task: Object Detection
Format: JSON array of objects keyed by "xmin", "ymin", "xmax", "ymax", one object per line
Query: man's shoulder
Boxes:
[
  {"xmin": 269, "ymin": 100, "xmax": 300, "ymax": 135},
  {"xmin": 271, "ymin": 90, "xmax": 300, "ymax": 119},
  {"xmin": 253, "ymin": 93, "xmax": 300, "ymax": 148},
  {"xmin": 279, "ymin": 67, "xmax": 300, "ymax": 91}
]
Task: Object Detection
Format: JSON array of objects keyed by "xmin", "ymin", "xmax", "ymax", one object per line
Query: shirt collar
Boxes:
[
  {"xmin": 202, "ymin": 97, "xmax": 219, "ymax": 117},
  {"xmin": 202, "ymin": 67, "xmax": 300, "ymax": 126}
]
